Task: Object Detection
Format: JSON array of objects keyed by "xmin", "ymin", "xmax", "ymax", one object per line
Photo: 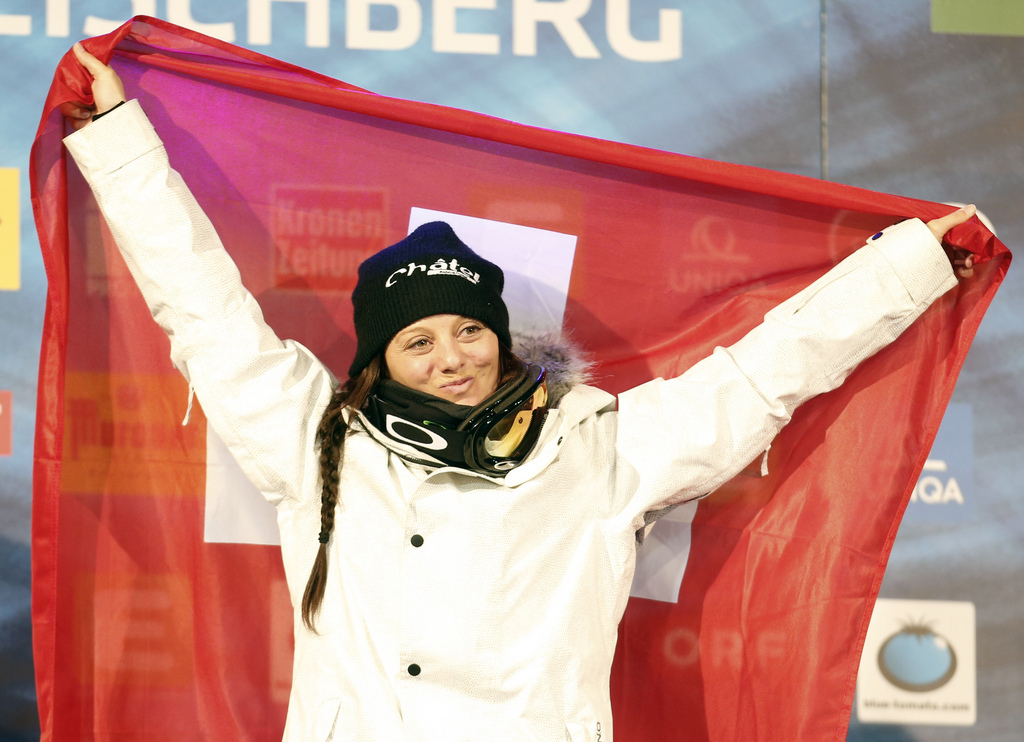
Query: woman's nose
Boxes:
[{"xmin": 436, "ymin": 337, "xmax": 465, "ymax": 372}]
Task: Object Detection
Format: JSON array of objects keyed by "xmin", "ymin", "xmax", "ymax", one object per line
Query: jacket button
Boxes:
[
  {"xmin": 408, "ymin": 664, "xmax": 421, "ymax": 676},
  {"xmin": 411, "ymin": 534, "xmax": 424, "ymax": 547}
]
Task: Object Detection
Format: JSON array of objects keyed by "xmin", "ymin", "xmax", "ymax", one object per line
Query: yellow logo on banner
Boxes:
[
  {"xmin": 62, "ymin": 371, "xmax": 205, "ymax": 497},
  {"xmin": 933, "ymin": 0, "xmax": 1024, "ymax": 36},
  {"xmin": 0, "ymin": 168, "xmax": 20, "ymax": 290}
]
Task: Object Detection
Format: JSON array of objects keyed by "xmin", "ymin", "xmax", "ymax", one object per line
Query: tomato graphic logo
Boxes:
[{"xmin": 877, "ymin": 621, "xmax": 958, "ymax": 692}]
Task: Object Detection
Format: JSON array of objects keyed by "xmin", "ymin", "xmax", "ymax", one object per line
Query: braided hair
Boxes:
[{"xmin": 301, "ymin": 355, "xmax": 382, "ymax": 631}]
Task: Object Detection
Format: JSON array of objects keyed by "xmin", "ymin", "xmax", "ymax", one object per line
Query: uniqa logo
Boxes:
[
  {"xmin": 877, "ymin": 619, "xmax": 958, "ymax": 692},
  {"xmin": 385, "ymin": 258, "xmax": 481, "ymax": 288},
  {"xmin": 911, "ymin": 459, "xmax": 965, "ymax": 505}
]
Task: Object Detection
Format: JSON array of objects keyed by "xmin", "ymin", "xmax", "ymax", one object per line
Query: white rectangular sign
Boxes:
[
  {"xmin": 205, "ymin": 210, "xmax": 578, "ymax": 545},
  {"xmin": 857, "ymin": 598, "xmax": 976, "ymax": 726}
]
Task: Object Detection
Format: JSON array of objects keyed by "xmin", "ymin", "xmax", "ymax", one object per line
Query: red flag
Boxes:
[{"xmin": 31, "ymin": 17, "xmax": 1008, "ymax": 742}]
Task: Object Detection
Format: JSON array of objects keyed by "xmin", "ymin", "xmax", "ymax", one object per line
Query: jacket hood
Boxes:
[{"xmin": 511, "ymin": 330, "xmax": 595, "ymax": 406}]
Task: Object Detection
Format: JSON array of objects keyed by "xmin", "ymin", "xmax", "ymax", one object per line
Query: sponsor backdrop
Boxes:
[{"xmin": 2, "ymin": 1, "xmax": 1021, "ymax": 739}]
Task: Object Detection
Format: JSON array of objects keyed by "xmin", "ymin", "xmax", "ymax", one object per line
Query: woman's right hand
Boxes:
[{"xmin": 60, "ymin": 42, "xmax": 127, "ymax": 130}]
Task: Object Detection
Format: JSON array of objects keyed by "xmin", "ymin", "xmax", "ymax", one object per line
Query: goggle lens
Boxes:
[{"xmin": 483, "ymin": 383, "xmax": 548, "ymax": 458}]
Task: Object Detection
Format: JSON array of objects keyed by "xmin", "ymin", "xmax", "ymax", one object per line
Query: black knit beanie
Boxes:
[{"xmin": 349, "ymin": 221, "xmax": 512, "ymax": 378}]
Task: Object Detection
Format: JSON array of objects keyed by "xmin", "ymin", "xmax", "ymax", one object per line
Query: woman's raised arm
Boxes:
[{"xmin": 60, "ymin": 43, "xmax": 335, "ymax": 510}]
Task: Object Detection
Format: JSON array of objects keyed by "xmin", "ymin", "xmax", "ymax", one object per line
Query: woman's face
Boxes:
[{"xmin": 384, "ymin": 314, "xmax": 501, "ymax": 406}]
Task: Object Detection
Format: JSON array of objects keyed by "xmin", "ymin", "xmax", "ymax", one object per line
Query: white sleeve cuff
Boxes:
[{"xmin": 63, "ymin": 100, "xmax": 163, "ymax": 179}]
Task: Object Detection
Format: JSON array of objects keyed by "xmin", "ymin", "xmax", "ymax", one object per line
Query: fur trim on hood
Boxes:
[{"xmin": 511, "ymin": 330, "xmax": 595, "ymax": 407}]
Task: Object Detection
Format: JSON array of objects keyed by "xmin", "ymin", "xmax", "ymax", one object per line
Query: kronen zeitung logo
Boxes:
[{"xmin": 386, "ymin": 259, "xmax": 481, "ymax": 288}]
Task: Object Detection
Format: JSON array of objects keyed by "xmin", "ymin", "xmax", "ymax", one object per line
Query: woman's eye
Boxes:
[
  {"xmin": 462, "ymin": 324, "xmax": 482, "ymax": 336},
  {"xmin": 407, "ymin": 338, "xmax": 430, "ymax": 350}
]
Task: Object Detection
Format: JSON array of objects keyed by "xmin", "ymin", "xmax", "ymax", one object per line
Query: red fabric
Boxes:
[{"xmin": 31, "ymin": 17, "xmax": 1008, "ymax": 742}]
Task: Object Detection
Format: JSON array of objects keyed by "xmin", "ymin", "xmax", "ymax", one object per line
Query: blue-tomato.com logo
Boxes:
[
  {"xmin": 857, "ymin": 599, "xmax": 976, "ymax": 726},
  {"xmin": 878, "ymin": 620, "xmax": 958, "ymax": 692}
]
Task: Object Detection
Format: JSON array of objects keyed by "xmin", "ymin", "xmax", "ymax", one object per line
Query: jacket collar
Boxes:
[{"xmin": 351, "ymin": 383, "xmax": 615, "ymax": 486}]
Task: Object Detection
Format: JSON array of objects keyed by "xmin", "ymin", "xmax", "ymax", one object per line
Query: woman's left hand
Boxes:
[
  {"xmin": 59, "ymin": 42, "xmax": 127, "ymax": 131},
  {"xmin": 926, "ymin": 204, "xmax": 977, "ymax": 279}
]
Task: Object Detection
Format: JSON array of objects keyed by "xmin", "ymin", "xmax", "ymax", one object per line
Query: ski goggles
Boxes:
[{"xmin": 365, "ymin": 362, "xmax": 549, "ymax": 475}]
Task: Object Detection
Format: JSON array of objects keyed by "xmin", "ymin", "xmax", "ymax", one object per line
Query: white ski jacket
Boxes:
[{"xmin": 65, "ymin": 100, "xmax": 958, "ymax": 742}]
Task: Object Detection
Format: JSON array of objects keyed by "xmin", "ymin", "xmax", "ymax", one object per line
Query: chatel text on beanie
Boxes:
[{"xmin": 348, "ymin": 221, "xmax": 512, "ymax": 378}]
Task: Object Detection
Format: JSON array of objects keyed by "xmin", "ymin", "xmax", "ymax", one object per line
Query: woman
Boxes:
[{"xmin": 64, "ymin": 43, "xmax": 975, "ymax": 742}]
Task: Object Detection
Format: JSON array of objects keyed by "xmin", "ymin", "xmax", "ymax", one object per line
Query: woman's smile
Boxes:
[{"xmin": 440, "ymin": 376, "xmax": 475, "ymax": 394}]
